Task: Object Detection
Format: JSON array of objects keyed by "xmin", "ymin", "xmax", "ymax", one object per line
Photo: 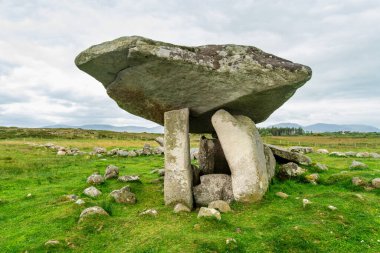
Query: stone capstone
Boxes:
[
  {"xmin": 212, "ymin": 109, "xmax": 269, "ymax": 202},
  {"xmin": 75, "ymin": 36, "xmax": 312, "ymax": 133},
  {"xmin": 193, "ymin": 174, "xmax": 233, "ymax": 206}
]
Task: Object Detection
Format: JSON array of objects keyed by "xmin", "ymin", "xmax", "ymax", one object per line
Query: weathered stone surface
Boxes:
[
  {"xmin": 83, "ymin": 186, "xmax": 102, "ymax": 197},
  {"xmin": 104, "ymin": 165, "xmax": 119, "ymax": 180},
  {"xmin": 278, "ymin": 162, "xmax": 306, "ymax": 178},
  {"xmin": 164, "ymin": 108, "xmax": 193, "ymax": 208},
  {"xmin": 193, "ymin": 174, "xmax": 233, "ymax": 206},
  {"xmin": 289, "ymin": 146, "xmax": 313, "ymax": 154},
  {"xmin": 118, "ymin": 175, "xmax": 140, "ymax": 182},
  {"xmin": 79, "ymin": 206, "xmax": 109, "ymax": 222},
  {"xmin": 212, "ymin": 110, "xmax": 269, "ymax": 202},
  {"xmin": 266, "ymin": 144, "xmax": 312, "ymax": 165},
  {"xmin": 329, "ymin": 152, "xmax": 346, "ymax": 157},
  {"xmin": 198, "ymin": 136, "xmax": 229, "ymax": 174},
  {"xmin": 316, "ymin": 149, "xmax": 329, "ymax": 154},
  {"xmin": 173, "ymin": 203, "xmax": 191, "ymax": 213},
  {"xmin": 350, "ymin": 161, "xmax": 368, "ymax": 170},
  {"xmin": 197, "ymin": 207, "xmax": 221, "ymax": 220},
  {"xmin": 75, "ymin": 36, "xmax": 312, "ymax": 133},
  {"xmin": 356, "ymin": 152, "xmax": 370, "ymax": 158},
  {"xmin": 264, "ymin": 145, "xmax": 276, "ymax": 181},
  {"xmin": 370, "ymin": 152, "xmax": 380, "ymax": 158},
  {"xmin": 208, "ymin": 200, "xmax": 231, "ymax": 213},
  {"xmin": 87, "ymin": 173, "xmax": 104, "ymax": 185},
  {"xmin": 110, "ymin": 186, "xmax": 136, "ymax": 204}
]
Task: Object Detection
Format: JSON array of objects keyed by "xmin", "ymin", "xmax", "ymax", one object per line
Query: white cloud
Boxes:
[{"xmin": 0, "ymin": 0, "xmax": 379, "ymax": 128}]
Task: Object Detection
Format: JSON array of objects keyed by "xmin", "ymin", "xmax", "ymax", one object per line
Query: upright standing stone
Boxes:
[
  {"xmin": 211, "ymin": 109, "xmax": 269, "ymax": 202},
  {"xmin": 198, "ymin": 136, "xmax": 229, "ymax": 174},
  {"xmin": 164, "ymin": 108, "xmax": 193, "ymax": 208}
]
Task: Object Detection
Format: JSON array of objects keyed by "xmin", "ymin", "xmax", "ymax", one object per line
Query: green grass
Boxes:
[{"xmin": 0, "ymin": 134, "xmax": 380, "ymax": 252}]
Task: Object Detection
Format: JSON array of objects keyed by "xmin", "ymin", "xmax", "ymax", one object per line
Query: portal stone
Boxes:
[
  {"xmin": 198, "ymin": 136, "xmax": 229, "ymax": 175},
  {"xmin": 211, "ymin": 109, "xmax": 269, "ymax": 202},
  {"xmin": 164, "ymin": 108, "xmax": 193, "ymax": 208}
]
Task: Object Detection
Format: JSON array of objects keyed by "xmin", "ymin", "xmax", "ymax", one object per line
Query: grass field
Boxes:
[{"xmin": 0, "ymin": 129, "xmax": 380, "ymax": 252}]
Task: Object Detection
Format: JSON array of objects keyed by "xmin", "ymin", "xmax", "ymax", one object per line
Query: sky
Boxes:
[{"xmin": 0, "ymin": 0, "xmax": 379, "ymax": 128}]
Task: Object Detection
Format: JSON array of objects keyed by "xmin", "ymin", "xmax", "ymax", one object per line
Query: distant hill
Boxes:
[
  {"xmin": 43, "ymin": 124, "xmax": 164, "ymax": 133},
  {"xmin": 269, "ymin": 123, "xmax": 380, "ymax": 133}
]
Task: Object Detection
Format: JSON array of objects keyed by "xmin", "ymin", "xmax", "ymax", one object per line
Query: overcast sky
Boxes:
[{"xmin": 1, "ymin": 0, "xmax": 379, "ymax": 128}]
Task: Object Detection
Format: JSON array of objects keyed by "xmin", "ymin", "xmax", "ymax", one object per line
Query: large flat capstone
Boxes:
[{"xmin": 75, "ymin": 36, "xmax": 312, "ymax": 133}]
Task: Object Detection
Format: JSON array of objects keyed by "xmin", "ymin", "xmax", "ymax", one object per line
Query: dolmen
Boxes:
[{"xmin": 75, "ymin": 36, "xmax": 312, "ymax": 210}]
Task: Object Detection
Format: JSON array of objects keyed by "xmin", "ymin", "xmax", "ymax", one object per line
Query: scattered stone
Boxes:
[
  {"xmin": 289, "ymin": 146, "xmax": 313, "ymax": 154},
  {"xmin": 278, "ymin": 162, "xmax": 306, "ymax": 178},
  {"xmin": 275, "ymin": 192, "xmax": 289, "ymax": 199},
  {"xmin": 63, "ymin": 194, "xmax": 78, "ymax": 201},
  {"xmin": 212, "ymin": 110, "xmax": 269, "ymax": 202},
  {"xmin": 142, "ymin": 143, "xmax": 152, "ymax": 155},
  {"xmin": 139, "ymin": 209, "xmax": 158, "ymax": 217},
  {"xmin": 75, "ymin": 36, "xmax": 312, "ymax": 133},
  {"xmin": 118, "ymin": 175, "xmax": 140, "ymax": 182},
  {"xmin": 370, "ymin": 152, "xmax": 380, "ymax": 158},
  {"xmin": 87, "ymin": 173, "xmax": 104, "ymax": 185},
  {"xmin": 155, "ymin": 137, "xmax": 164, "ymax": 147},
  {"xmin": 104, "ymin": 165, "xmax": 119, "ymax": 180},
  {"xmin": 110, "ymin": 186, "xmax": 136, "ymax": 204},
  {"xmin": 266, "ymin": 144, "xmax": 312, "ymax": 165},
  {"xmin": 356, "ymin": 152, "xmax": 370, "ymax": 158},
  {"xmin": 107, "ymin": 148, "xmax": 119, "ymax": 156},
  {"xmin": 128, "ymin": 150, "xmax": 137, "ymax": 157},
  {"xmin": 305, "ymin": 173, "xmax": 319, "ymax": 185},
  {"xmin": 327, "ymin": 205, "xmax": 337, "ymax": 211},
  {"xmin": 329, "ymin": 152, "xmax": 346, "ymax": 157},
  {"xmin": 197, "ymin": 207, "xmax": 221, "ymax": 221},
  {"xmin": 345, "ymin": 151, "xmax": 357, "ymax": 157},
  {"xmin": 135, "ymin": 149, "xmax": 143, "ymax": 156},
  {"xmin": 75, "ymin": 199, "xmax": 85, "ymax": 205},
  {"xmin": 116, "ymin": 150, "xmax": 129, "ymax": 157},
  {"xmin": 93, "ymin": 147, "xmax": 106, "ymax": 154},
  {"xmin": 316, "ymin": 149, "xmax": 329, "ymax": 154},
  {"xmin": 193, "ymin": 174, "xmax": 233, "ymax": 206},
  {"xmin": 57, "ymin": 150, "xmax": 66, "ymax": 156},
  {"xmin": 45, "ymin": 240, "xmax": 60, "ymax": 247},
  {"xmin": 79, "ymin": 206, "xmax": 109, "ymax": 221},
  {"xmin": 26, "ymin": 193, "xmax": 32, "ymax": 198},
  {"xmin": 173, "ymin": 203, "xmax": 191, "ymax": 213},
  {"xmin": 208, "ymin": 200, "xmax": 231, "ymax": 213},
  {"xmin": 350, "ymin": 161, "xmax": 368, "ymax": 170},
  {"xmin": 302, "ymin": 198, "xmax": 312, "ymax": 208},
  {"xmin": 315, "ymin": 163, "xmax": 328, "ymax": 171},
  {"xmin": 371, "ymin": 178, "xmax": 380, "ymax": 188},
  {"xmin": 83, "ymin": 186, "xmax": 102, "ymax": 197},
  {"xmin": 153, "ymin": 147, "xmax": 164, "ymax": 155},
  {"xmin": 352, "ymin": 177, "xmax": 366, "ymax": 186}
]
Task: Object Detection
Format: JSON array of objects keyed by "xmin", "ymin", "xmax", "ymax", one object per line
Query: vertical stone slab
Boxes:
[
  {"xmin": 211, "ymin": 109, "xmax": 269, "ymax": 202},
  {"xmin": 198, "ymin": 136, "xmax": 230, "ymax": 175},
  {"xmin": 164, "ymin": 108, "xmax": 193, "ymax": 208}
]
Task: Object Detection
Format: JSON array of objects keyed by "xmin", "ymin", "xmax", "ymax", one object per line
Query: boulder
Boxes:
[
  {"xmin": 104, "ymin": 165, "xmax": 119, "ymax": 179},
  {"xmin": 289, "ymin": 146, "xmax": 313, "ymax": 154},
  {"xmin": 345, "ymin": 151, "xmax": 357, "ymax": 157},
  {"xmin": 316, "ymin": 149, "xmax": 329, "ymax": 154},
  {"xmin": 117, "ymin": 150, "xmax": 129, "ymax": 157},
  {"xmin": 155, "ymin": 137, "xmax": 164, "ymax": 147},
  {"xmin": 93, "ymin": 147, "xmax": 106, "ymax": 154},
  {"xmin": 193, "ymin": 174, "xmax": 233, "ymax": 206},
  {"xmin": 212, "ymin": 110, "xmax": 269, "ymax": 202},
  {"xmin": 118, "ymin": 175, "xmax": 140, "ymax": 182},
  {"xmin": 164, "ymin": 108, "xmax": 193, "ymax": 208},
  {"xmin": 110, "ymin": 186, "xmax": 136, "ymax": 204},
  {"xmin": 198, "ymin": 136, "xmax": 229, "ymax": 174},
  {"xmin": 278, "ymin": 162, "xmax": 306, "ymax": 178},
  {"xmin": 266, "ymin": 144, "xmax": 312, "ymax": 165},
  {"xmin": 208, "ymin": 200, "xmax": 231, "ymax": 213},
  {"xmin": 142, "ymin": 143, "xmax": 152, "ymax": 155},
  {"xmin": 197, "ymin": 207, "xmax": 221, "ymax": 220},
  {"xmin": 75, "ymin": 36, "xmax": 312, "ymax": 133},
  {"xmin": 79, "ymin": 206, "xmax": 109, "ymax": 222},
  {"xmin": 350, "ymin": 161, "xmax": 368, "ymax": 170},
  {"xmin": 153, "ymin": 146, "xmax": 164, "ymax": 155},
  {"xmin": 371, "ymin": 178, "xmax": 380, "ymax": 188},
  {"xmin": 57, "ymin": 150, "xmax": 66, "ymax": 156},
  {"xmin": 173, "ymin": 203, "xmax": 191, "ymax": 213},
  {"xmin": 83, "ymin": 186, "xmax": 102, "ymax": 197},
  {"xmin": 86, "ymin": 173, "xmax": 104, "ymax": 185}
]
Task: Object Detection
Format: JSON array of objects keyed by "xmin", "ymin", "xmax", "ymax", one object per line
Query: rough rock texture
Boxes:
[
  {"xmin": 83, "ymin": 186, "xmax": 102, "ymax": 197},
  {"xmin": 197, "ymin": 207, "xmax": 221, "ymax": 220},
  {"xmin": 86, "ymin": 173, "xmax": 104, "ymax": 185},
  {"xmin": 75, "ymin": 36, "xmax": 312, "ymax": 133},
  {"xmin": 266, "ymin": 144, "xmax": 312, "ymax": 165},
  {"xmin": 118, "ymin": 175, "xmax": 140, "ymax": 182},
  {"xmin": 316, "ymin": 149, "xmax": 329, "ymax": 154},
  {"xmin": 104, "ymin": 165, "xmax": 119, "ymax": 179},
  {"xmin": 212, "ymin": 110, "xmax": 269, "ymax": 202},
  {"xmin": 173, "ymin": 203, "xmax": 191, "ymax": 213},
  {"xmin": 289, "ymin": 146, "xmax": 313, "ymax": 154},
  {"xmin": 198, "ymin": 136, "xmax": 229, "ymax": 174},
  {"xmin": 278, "ymin": 162, "xmax": 306, "ymax": 178},
  {"xmin": 193, "ymin": 174, "xmax": 233, "ymax": 206},
  {"xmin": 79, "ymin": 206, "xmax": 109, "ymax": 222},
  {"xmin": 110, "ymin": 186, "xmax": 136, "ymax": 204},
  {"xmin": 164, "ymin": 108, "xmax": 193, "ymax": 208},
  {"xmin": 264, "ymin": 145, "xmax": 276, "ymax": 181},
  {"xmin": 208, "ymin": 200, "xmax": 231, "ymax": 213}
]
